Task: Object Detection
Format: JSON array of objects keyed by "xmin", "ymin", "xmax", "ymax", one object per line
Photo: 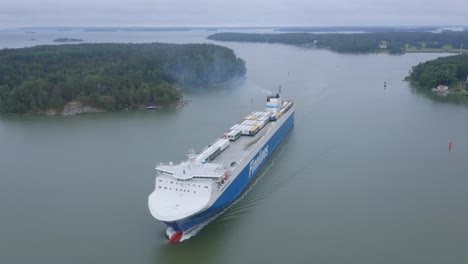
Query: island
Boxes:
[
  {"xmin": 406, "ymin": 54, "xmax": 468, "ymax": 94},
  {"xmin": 0, "ymin": 43, "xmax": 246, "ymax": 114},
  {"xmin": 207, "ymin": 31, "xmax": 468, "ymax": 54},
  {"xmin": 53, "ymin": 38, "xmax": 83, "ymax": 42},
  {"xmin": 274, "ymin": 26, "xmax": 442, "ymax": 33}
]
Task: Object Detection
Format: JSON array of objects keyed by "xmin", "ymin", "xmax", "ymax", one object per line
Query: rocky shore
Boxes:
[
  {"xmin": 41, "ymin": 100, "xmax": 189, "ymax": 116},
  {"xmin": 45, "ymin": 101, "xmax": 103, "ymax": 116}
]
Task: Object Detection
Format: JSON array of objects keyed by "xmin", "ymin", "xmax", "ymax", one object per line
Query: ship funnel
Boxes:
[{"xmin": 265, "ymin": 86, "xmax": 282, "ymax": 113}]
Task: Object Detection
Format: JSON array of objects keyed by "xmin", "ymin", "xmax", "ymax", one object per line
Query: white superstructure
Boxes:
[{"xmin": 148, "ymin": 92, "xmax": 295, "ymax": 241}]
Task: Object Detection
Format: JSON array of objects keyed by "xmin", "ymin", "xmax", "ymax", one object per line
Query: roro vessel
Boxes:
[{"xmin": 148, "ymin": 91, "xmax": 294, "ymax": 243}]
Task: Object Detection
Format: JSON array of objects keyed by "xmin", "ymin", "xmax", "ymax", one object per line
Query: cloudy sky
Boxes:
[{"xmin": 1, "ymin": 0, "xmax": 467, "ymax": 27}]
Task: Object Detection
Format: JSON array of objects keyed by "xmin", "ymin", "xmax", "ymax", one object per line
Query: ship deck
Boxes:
[
  {"xmin": 211, "ymin": 116, "xmax": 276, "ymax": 169},
  {"xmin": 154, "ymin": 100, "xmax": 293, "ymax": 180}
]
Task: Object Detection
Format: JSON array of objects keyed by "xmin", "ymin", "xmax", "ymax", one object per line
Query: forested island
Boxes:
[
  {"xmin": 275, "ymin": 26, "xmax": 447, "ymax": 33},
  {"xmin": 53, "ymin": 38, "xmax": 83, "ymax": 42},
  {"xmin": 0, "ymin": 43, "xmax": 246, "ymax": 114},
  {"xmin": 208, "ymin": 31, "xmax": 468, "ymax": 54},
  {"xmin": 406, "ymin": 54, "xmax": 468, "ymax": 92}
]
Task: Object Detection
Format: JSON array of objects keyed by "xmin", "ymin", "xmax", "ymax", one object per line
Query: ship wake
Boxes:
[{"xmin": 165, "ymin": 152, "xmax": 283, "ymax": 242}]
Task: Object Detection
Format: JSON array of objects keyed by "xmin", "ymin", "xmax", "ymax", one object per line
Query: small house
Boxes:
[
  {"xmin": 432, "ymin": 84, "xmax": 449, "ymax": 93},
  {"xmin": 379, "ymin": 41, "xmax": 387, "ymax": 49},
  {"xmin": 436, "ymin": 84, "xmax": 449, "ymax": 91}
]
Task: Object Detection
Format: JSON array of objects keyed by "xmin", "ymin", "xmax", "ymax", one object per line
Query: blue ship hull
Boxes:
[{"xmin": 164, "ymin": 111, "xmax": 295, "ymax": 232}]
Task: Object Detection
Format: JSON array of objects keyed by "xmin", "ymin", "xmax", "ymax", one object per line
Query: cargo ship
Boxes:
[{"xmin": 148, "ymin": 91, "xmax": 294, "ymax": 243}]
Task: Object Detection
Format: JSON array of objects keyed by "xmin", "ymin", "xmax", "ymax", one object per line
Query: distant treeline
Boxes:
[
  {"xmin": 0, "ymin": 43, "xmax": 246, "ymax": 113},
  {"xmin": 208, "ymin": 31, "xmax": 468, "ymax": 54},
  {"xmin": 53, "ymin": 38, "xmax": 83, "ymax": 42},
  {"xmin": 274, "ymin": 26, "xmax": 444, "ymax": 33},
  {"xmin": 406, "ymin": 54, "xmax": 468, "ymax": 89}
]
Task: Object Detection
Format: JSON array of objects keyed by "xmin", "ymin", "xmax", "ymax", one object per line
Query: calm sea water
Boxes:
[{"xmin": 1, "ymin": 29, "xmax": 467, "ymax": 264}]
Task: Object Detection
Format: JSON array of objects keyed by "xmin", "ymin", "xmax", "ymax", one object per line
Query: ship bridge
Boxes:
[
  {"xmin": 149, "ymin": 159, "xmax": 227, "ymax": 222},
  {"xmin": 156, "ymin": 151, "xmax": 227, "ymax": 182}
]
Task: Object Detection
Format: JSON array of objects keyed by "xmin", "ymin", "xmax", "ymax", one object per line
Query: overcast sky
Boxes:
[{"xmin": 1, "ymin": 0, "xmax": 467, "ymax": 27}]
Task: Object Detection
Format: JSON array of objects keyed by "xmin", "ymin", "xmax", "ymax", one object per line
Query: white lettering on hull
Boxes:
[{"xmin": 249, "ymin": 145, "xmax": 269, "ymax": 178}]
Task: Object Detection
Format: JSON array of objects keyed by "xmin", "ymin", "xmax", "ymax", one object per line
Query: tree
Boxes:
[{"xmin": 0, "ymin": 43, "xmax": 246, "ymax": 113}]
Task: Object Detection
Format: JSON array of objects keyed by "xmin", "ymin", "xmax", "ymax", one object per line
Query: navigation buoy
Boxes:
[
  {"xmin": 169, "ymin": 232, "xmax": 183, "ymax": 244},
  {"xmin": 449, "ymin": 141, "xmax": 453, "ymax": 152}
]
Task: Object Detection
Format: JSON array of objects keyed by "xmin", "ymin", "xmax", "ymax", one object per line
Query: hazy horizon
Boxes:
[
  {"xmin": 1, "ymin": 0, "xmax": 467, "ymax": 28},
  {"xmin": 1, "ymin": 25, "xmax": 466, "ymax": 31}
]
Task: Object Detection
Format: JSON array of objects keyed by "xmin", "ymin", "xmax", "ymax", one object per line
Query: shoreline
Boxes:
[
  {"xmin": 305, "ymin": 44, "xmax": 468, "ymax": 55},
  {"xmin": 3, "ymin": 99, "xmax": 190, "ymax": 116},
  {"xmin": 0, "ymin": 76, "xmax": 245, "ymax": 116}
]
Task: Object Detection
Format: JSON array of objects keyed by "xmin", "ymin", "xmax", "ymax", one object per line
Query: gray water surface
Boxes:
[{"xmin": 1, "ymin": 29, "xmax": 467, "ymax": 264}]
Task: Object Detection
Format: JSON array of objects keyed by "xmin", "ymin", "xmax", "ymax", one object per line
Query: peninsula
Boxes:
[
  {"xmin": 406, "ymin": 54, "xmax": 468, "ymax": 94},
  {"xmin": 208, "ymin": 31, "xmax": 468, "ymax": 54},
  {"xmin": 0, "ymin": 43, "xmax": 246, "ymax": 114}
]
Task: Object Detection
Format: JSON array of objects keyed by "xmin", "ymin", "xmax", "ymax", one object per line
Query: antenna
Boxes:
[
  {"xmin": 187, "ymin": 148, "xmax": 196, "ymax": 161},
  {"xmin": 279, "ymin": 85, "xmax": 282, "ymax": 94}
]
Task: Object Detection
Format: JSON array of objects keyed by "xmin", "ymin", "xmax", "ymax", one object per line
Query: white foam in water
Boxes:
[
  {"xmin": 165, "ymin": 161, "xmax": 278, "ymax": 242},
  {"xmin": 165, "ymin": 142, "xmax": 287, "ymax": 242},
  {"xmin": 165, "ymin": 208, "xmax": 225, "ymax": 242},
  {"xmin": 166, "ymin": 222, "xmax": 207, "ymax": 242},
  {"xmin": 165, "ymin": 191, "xmax": 257, "ymax": 242}
]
